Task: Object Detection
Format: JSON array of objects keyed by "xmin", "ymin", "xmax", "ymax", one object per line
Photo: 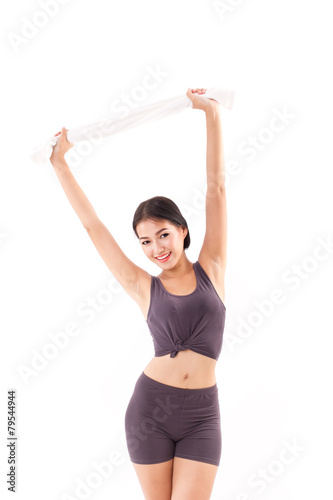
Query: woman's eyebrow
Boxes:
[{"xmin": 139, "ymin": 228, "xmax": 169, "ymax": 240}]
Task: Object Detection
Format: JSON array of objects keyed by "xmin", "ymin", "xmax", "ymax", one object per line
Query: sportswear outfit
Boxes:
[{"xmin": 125, "ymin": 260, "xmax": 226, "ymax": 466}]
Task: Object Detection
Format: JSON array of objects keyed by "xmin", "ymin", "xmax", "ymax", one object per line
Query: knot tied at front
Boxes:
[{"xmin": 170, "ymin": 340, "xmax": 187, "ymax": 358}]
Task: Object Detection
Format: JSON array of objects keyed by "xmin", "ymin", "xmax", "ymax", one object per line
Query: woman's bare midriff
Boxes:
[{"xmin": 143, "ymin": 348, "xmax": 217, "ymax": 389}]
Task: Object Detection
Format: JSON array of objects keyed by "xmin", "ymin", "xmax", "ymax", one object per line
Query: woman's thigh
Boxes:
[
  {"xmin": 171, "ymin": 457, "xmax": 219, "ymax": 500},
  {"xmin": 132, "ymin": 458, "xmax": 174, "ymax": 500}
]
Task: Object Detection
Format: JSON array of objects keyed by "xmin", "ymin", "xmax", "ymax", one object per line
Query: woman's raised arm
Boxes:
[
  {"xmin": 50, "ymin": 128, "xmax": 99, "ymax": 230},
  {"xmin": 186, "ymin": 89, "xmax": 227, "ymax": 271},
  {"xmin": 49, "ymin": 128, "xmax": 149, "ymax": 303}
]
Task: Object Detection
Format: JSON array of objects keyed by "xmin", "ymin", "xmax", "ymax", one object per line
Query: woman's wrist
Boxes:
[
  {"xmin": 50, "ymin": 152, "xmax": 68, "ymax": 171},
  {"xmin": 205, "ymin": 101, "xmax": 221, "ymax": 118}
]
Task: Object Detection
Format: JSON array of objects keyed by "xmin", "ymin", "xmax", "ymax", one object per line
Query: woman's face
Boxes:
[{"xmin": 136, "ymin": 219, "xmax": 187, "ymax": 267}]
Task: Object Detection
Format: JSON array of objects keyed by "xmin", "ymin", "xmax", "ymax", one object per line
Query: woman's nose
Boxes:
[{"xmin": 154, "ymin": 243, "xmax": 165, "ymax": 254}]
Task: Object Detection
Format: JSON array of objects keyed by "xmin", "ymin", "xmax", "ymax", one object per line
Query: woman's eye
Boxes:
[{"xmin": 142, "ymin": 233, "xmax": 168, "ymax": 245}]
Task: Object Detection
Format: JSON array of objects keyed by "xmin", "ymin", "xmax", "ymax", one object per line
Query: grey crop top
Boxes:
[{"xmin": 146, "ymin": 260, "xmax": 226, "ymax": 360}]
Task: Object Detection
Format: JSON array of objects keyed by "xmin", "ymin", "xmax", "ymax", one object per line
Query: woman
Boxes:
[{"xmin": 50, "ymin": 88, "xmax": 227, "ymax": 500}]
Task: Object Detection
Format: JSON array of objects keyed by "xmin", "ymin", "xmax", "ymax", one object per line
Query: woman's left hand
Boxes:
[
  {"xmin": 186, "ymin": 88, "xmax": 219, "ymax": 112},
  {"xmin": 50, "ymin": 127, "xmax": 74, "ymax": 163}
]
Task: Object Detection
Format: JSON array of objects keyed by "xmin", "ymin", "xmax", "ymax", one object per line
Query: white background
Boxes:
[{"xmin": 1, "ymin": 0, "xmax": 332, "ymax": 498}]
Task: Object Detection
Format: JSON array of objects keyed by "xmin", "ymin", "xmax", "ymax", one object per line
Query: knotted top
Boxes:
[
  {"xmin": 170, "ymin": 339, "xmax": 192, "ymax": 358},
  {"xmin": 146, "ymin": 260, "xmax": 226, "ymax": 361}
]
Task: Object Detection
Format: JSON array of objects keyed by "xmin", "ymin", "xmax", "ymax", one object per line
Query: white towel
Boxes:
[{"xmin": 31, "ymin": 87, "xmax": 235, "ymax": 166}]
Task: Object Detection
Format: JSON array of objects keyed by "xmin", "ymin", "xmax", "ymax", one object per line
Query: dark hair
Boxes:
[{"xmin": 132, "ymin": 196, "xmax": 190, "ymax": 250}]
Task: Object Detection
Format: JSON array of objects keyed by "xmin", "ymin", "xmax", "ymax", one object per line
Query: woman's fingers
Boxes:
[
  {"xmin": 186, "ymin": 87, "xmax": 212, "ymax": 112},
  {"xmin": 52, "ymin": 127, "xmax": 74, "ymax": 151},
  {"xmin": 54, "ymin": 127, "xmax": 69, "ymax": 137},
  {"xmin": 190, "ymin": 88, "xmax": 207, "ymax": 94}
]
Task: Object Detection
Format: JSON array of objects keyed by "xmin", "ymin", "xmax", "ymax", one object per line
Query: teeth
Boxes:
[{"xmin": 157, "ymin": 252, "xmax": 170, "ymax": 260}]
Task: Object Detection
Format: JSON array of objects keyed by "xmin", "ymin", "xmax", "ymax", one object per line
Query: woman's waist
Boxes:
[{"xmin": 143, "ymin": 349, "xmax": 217, "ymax": 389}]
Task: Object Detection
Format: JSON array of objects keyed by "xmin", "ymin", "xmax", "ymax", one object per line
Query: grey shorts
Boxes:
[{"xmin": 124, "ymin": 371, "xmax": 222, "ymax": 466}]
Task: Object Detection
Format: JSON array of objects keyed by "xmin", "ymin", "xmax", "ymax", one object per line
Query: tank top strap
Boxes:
[
  {"xmin": 149, "ymin": 274, "xmax": 158, "ymax": 295},
  {"xmin": 194, "ymin": 260, "xmax": 205, "ymax": 282},
  {"xmin": 194, "ymin": 260, "xmax": 213, "ymax": 290},
  {"xmin": 149, "ymin": 273, "xmax": 165, "ymax": 301},
  {"xmin": 193, "ymin": 260, "xmax": 203, "ymax": 289}
]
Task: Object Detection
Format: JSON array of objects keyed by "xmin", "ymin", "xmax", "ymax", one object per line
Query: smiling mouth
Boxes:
[{"xmin": 155, "ymin": 252, "xmax": 171, "ymax": 261}]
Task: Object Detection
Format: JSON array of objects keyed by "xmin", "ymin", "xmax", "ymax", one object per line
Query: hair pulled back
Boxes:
[{"xmin": 132, "ymin": 196, "xmax": 190, "ymax": 250}]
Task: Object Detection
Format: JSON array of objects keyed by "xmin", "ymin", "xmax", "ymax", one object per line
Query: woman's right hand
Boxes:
[
  {"xmin": 50, "ymin": 127, "xmax": 74, "ymax": 165},
  {"xmin": 186, "ymin": 88, "xmax": 219, "ymax": 113}
]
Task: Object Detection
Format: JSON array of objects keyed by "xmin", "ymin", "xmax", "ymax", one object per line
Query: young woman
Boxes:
[{"xmin": 50, "ymin": 88, "xmax": 227, "ymax": 500}]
